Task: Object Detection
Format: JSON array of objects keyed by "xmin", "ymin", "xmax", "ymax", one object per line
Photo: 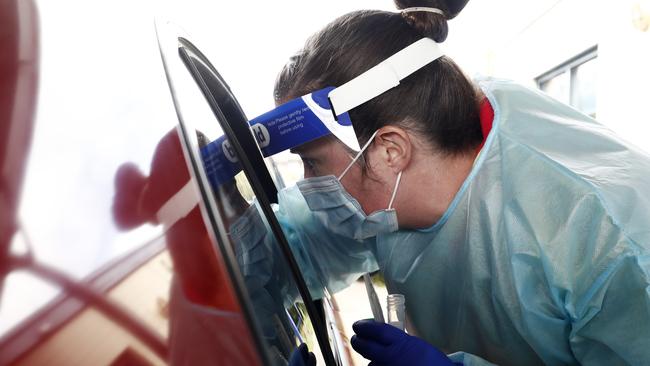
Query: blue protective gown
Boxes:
[{"xmin": 268, "ymin": 77, "xmax": 650, "ymax": 365}]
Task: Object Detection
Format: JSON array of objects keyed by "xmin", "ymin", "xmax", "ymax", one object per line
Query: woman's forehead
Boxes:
[{"xmin": 289, "ymin": 135, "xmax": 342, "ymax": 155}]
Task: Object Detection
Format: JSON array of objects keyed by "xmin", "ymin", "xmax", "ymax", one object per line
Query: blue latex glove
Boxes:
[
  {"xmin": 288, "ymin": 343, "xmax": 316, "ymax": 366},
  {"xmin": 351, "ymin": 320, "xmax": 460, "ymax": 366}
]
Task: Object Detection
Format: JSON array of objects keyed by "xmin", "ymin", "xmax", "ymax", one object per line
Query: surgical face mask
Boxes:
[
  {"xmin": 293, "ymin": 131, "xmax": 403, "ymax": 240},
  {"xmin": 200, "ymin": 39, "xmax": 443, "ymax": 190}
]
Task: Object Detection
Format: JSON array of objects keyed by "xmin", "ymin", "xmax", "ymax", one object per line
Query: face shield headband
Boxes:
[{"xmin": 202, "ymin": 38, "xmax": 444, "ymax": 188}]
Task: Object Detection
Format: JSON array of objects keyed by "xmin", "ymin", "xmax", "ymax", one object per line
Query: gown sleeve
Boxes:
[{"xmin": 568, "ymin": 242, "xmax": 650, "ymax": 364}]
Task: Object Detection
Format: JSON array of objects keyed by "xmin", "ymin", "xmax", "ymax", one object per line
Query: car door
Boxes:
[{"xmin": 156, "ymin": 21, "xmax": 348, "ymax": 365}]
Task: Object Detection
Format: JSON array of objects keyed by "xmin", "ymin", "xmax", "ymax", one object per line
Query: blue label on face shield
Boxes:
[
  {"xmin": 201, "ymin": 87, "xmax": 354, "ymax": 188},
  {"xmin": 310, "ymin": 88, "xmax": 353, "ymax": 126},
  {"xmin": 201, "ymin": 134, "xmax": 243, "ymax": 188},
  {"xmin": 249, "ymin": 87, "xmax": 353, "ymax": 156}
]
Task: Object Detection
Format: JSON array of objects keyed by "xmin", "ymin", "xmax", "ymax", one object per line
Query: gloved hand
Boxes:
[
  {"xmin": 351, "ymin": 320, "xmax": 460, "ymax": 366},
  {"xmin": 288, "ymin": 343, "xmax": 316, "ymax": 366}
]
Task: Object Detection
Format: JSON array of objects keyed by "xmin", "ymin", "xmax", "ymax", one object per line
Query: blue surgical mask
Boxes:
[{"xmin": 291, "ymin": 131, "xmax": 403, "ymax": 240}]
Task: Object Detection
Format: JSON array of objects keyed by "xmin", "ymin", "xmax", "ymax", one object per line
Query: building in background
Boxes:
[{"xmin": 449, "ymin": 0, "xmax": 650, "ymax": 153}]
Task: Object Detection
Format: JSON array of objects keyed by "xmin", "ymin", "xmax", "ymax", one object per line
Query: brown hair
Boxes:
[{"xmin": 274, "ymin": 0, "xmax": 482, "ymax": 156}]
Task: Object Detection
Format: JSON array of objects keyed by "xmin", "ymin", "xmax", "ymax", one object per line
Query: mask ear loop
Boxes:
[
  {"xmin": 388, "ymin": 171, "xmax": 402, "ymax": 210},
  {"xmin": 338, "ymin": 130, "xmax": 379, "ymax": 180}
]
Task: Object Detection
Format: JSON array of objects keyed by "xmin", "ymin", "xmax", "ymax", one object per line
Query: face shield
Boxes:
[{"xmin": 202, "ymin": 38, "xmax": 444, "ymax": 188}]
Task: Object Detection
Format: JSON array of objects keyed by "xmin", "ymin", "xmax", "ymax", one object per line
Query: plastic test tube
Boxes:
[
  {"xmin": 363, "ymin": 273, "xmax": 385, "ymax": 323},
  {"xmin": 386, "ymin": 294, "xmax": 405, "ymax": 331}
]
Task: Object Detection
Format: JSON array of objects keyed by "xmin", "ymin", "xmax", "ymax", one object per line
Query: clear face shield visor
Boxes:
[{"xmin": 201, "ymin": 38, "xmax": 444, "ymax": 188}]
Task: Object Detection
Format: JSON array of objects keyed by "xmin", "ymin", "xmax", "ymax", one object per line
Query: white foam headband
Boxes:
[{"xmin": 328, "ymin": 38, "xmax": 444, "ymax": 118}]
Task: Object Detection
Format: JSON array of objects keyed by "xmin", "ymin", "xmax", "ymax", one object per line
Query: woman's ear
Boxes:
[{"xmin": 373, "ymin": 126, "xmax": 412, "ymax": 173}]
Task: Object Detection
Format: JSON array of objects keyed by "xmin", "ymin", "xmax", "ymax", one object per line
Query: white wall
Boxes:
[
  {"xmin": 598, "ymin": 0, "xmax": 650, "ymax": 151},
  {"xmin": 450, "ymin": 0, "xmax": 650, "ymax": 153}
]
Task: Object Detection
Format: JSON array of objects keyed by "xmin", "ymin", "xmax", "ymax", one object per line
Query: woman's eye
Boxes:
[{"xmin": 302, "ymin": 158, "xmax": 317, "ymax": 173}]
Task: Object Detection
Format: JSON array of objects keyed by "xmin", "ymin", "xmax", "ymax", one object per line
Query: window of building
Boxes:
[{"xmin": 537, "ymin": 46, "xmax": 598, "ymax": 118}]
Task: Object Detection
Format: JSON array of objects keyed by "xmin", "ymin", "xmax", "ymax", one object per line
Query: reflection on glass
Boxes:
[
  {"xmin": 155, "ymin": 21, "xmax": 331, "ymax": 365},
  {"xmin": 200, "ymin": 133, "xmax": 320, "ymax": 364},
  {"xmin": 540, "ymin": 71, "xmax": 571, "ymax": 105},
  {"xmin": 111, "ymin": 128, "xmax": 259, "ymax": 365},
  {"xmin": 572, "ymin": 57, "xmax": 598, "ymax": 118},
  {"xmin": 539, "ymin": 55, "xmax": 598, "ymax": 119},
  {"xmin": 0, "ymin": 270, "xmax": 60, "ymax": 335}
]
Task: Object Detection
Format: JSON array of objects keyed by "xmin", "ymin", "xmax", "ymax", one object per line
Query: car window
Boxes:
[{"xmin": 156, "ymin": 22, "xmax": 340, "ymax": 365}]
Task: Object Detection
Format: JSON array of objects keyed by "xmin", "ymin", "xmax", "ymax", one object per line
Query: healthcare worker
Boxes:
[{"xmin": 223, "ymin": 0, "xmax": 650, "ymax": 365}]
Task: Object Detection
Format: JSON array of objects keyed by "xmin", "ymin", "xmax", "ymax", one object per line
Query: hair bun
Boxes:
[{"xmin": 394, "ymin": 0, "xmax": 449, "ymax": 42}]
